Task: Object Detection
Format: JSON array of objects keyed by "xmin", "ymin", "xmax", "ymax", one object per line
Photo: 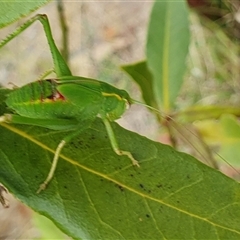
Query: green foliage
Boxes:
[
  {"xmin": 122, "ymin": 1, "xmax": 190, "ymax": 112},
  {"xmin": 146, "ymin": 1, "xmax": 190, "ymax": 110},
  {"xmin": 33, "ymin": 213, "xmax": 69, "ymax": 239},
  {"xmin": 1, "ymin": 96, "xmax": 240, "ymax": 239},
  {"xmin": 0, "ymin": 0, "xmax": 51, "ymax": 28},
  {"xmin": 195, "ymin": 114, "xmax": 240, "ymax": 168},
  {"xmin": 121, "ymin": 61, "xmax": 157, "ymax": 108}
]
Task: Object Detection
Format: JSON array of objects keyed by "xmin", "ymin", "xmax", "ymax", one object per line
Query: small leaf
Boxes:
[
  {"xmin": 0, "ymin": 0, "xmax": 51, "ymax": 28},
  {"xmin": 33, "ymin": 212, "xmax": 69, "ymax": 238},
  {"xmin": 121, "ymin": 61, "xmax": 158, "ymax": 108},
  {"xmin": 178, "ymin": 105, "xmax": 240, "ymax": 123},
  {"xmin": 0, "ymin": 90, "xmax": 240, "ymax": 239},
  {"xmin": 146, "ymin": 0, "xmax": 190, "ymax": 110},
  {"xmin": 219, "ymin": 115, "xmax": 240, "ymax": 167},
  {"xmin": 221, "ymin": 114, "xmax": 240, "ymax": 138},
  {"xmin": 194, "ymin": 114, "xmax": 240, "ymax": 167}
]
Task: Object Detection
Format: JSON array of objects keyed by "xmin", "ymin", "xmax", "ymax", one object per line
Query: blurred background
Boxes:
[{"xmin": 0, "ymin": 0, "xmax": 239, "ymax": 238}]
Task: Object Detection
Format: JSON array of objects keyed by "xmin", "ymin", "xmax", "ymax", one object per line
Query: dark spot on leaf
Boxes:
[
  {"xmin": 157, "ymin": 184, "xmax": 162, "ymax": 188},
  {"xmin": 116, "ymin": 184, "xmax": 124, "ymax": 192},
  {"xmin": 139, "ymin": 183, "xmax": 144, "ymax": 189},
  {"xmin": 64, "ymin": 185, "xmax": 67, "ymax": 189},
  {"xmin": 159, "ymin": 207, "xmax": 163, "ymax": 213},
  {"xmin": 130, "ymin": 174, "xmax": 134, "ymax": 177},
  {"xmin": 146, "ymin": 214, "xmax": 150, "ymax": 218},
  {"xmin": 70, "ymin": 142, "xmax": 78, "ymax": 148}
]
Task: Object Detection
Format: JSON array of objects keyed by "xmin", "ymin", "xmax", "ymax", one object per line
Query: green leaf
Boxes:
[
  {"xmin": 33, "ymin": 212, "xmax": 69, "ymax": 239},
  {"xmin": 177, "ymin": 105, "xmax": 240, "ymax": 123},
  {"xmin": 1, "ymin": 90, "xmax": 240, "ymax": 239},
  {"xmin": 196, "ymin": 114, "xmax": 240, "ymax": 167},
  {"xmin": 146, "ymin": 0, "xmax": 190, "ymax": 110},
  {"xmin": 219, "ymin": 115, "xmax": 240, "ymax": 167},
  {"xmin": 121, "ymin": 61, "xmax": 158, "ymax": 108},
  {"xmin": 0, "ymin": 0, "xmax": 51, "ymax": 28}
]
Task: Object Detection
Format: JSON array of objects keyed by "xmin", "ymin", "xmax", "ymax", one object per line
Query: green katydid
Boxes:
[{"xmin": 0, "ymin": 14, "xmax": 144, "ymax": 193}]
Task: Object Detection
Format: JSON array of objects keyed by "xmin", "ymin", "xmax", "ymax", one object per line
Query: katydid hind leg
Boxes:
[
  {"xmin": 1, "ymin": 114, "xmax": 79, "ymax": 131},
  {"xmin": 102, "ymin": 117, "xmax": 139, "ymax": 167},
  {"xmin": 37, "ymin": 122, "xmax": 93, "ymax": 193}
]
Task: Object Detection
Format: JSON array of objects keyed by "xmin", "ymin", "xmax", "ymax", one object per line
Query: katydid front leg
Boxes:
[{"xmin": 0, "ymin": 14, "xmax": 71, "ymax": 78}]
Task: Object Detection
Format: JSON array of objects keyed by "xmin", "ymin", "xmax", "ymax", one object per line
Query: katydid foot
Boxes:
[{"xmin": 115, "ymin": 149, "xmax": 140, "ymax": 167}]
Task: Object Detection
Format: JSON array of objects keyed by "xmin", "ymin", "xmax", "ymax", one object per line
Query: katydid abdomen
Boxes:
[{"xmin": 6, "ymin": 80, "xmax": 81, "ymax": 119}]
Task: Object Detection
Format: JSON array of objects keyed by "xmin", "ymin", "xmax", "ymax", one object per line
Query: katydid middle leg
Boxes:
[{"xmin": 102, "ymin": 117, "xmax": 139, "ymax": 167}]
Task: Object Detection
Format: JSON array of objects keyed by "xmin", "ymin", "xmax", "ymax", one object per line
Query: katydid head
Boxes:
[
  {"xmin": 103, "ymin": 90, "xmax": 132, "ymax": 121},
  {"xmin": 119, "ymin": 89, "xmax": 133, "ymax": 106}
]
